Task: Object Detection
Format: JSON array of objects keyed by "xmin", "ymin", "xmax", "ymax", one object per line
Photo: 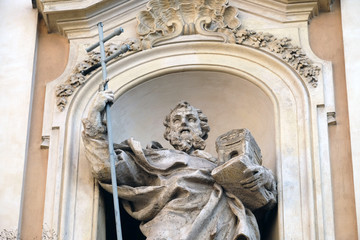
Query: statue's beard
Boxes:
[{"xmin": 168, "ymin": 129, "xmax": 206, "ymax": 153}]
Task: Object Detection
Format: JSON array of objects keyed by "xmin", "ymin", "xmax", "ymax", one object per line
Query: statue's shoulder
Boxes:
[
  {"xmin": 113, "ymin": 139, "xmax": 167, "ymax": 153},
  {"xmin": 146, "ymin": 141, "xmax": 164, "ymax": 150},
  {"xmin": 192, "ymin": 150, "xmax": 217, "ymax": 163}
]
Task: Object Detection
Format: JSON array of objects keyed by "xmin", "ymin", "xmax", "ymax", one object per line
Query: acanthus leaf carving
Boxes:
[
  {"xmin": 232, "ymin": 28, "xmax": 321, "ymax": 87},
  {"xmin": 136, "ymin": 0, "xmax": 241, "ymax": 49},
  {"xmin": 267, "ymin": 37, "xmax": 291, "ymax": 53}
]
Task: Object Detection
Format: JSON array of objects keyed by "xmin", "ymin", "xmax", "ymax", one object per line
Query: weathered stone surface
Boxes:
[
  {"xmin": 213, "ymin": 129, "xmax": 277, "ymax": 211},
  {"xmin": 82, "ymin": 91, "xmax": 277, "ymax": 239}
]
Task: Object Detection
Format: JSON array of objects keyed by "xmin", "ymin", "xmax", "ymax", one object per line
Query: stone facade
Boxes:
[{"xmin": 0, "ymin": 0, "xmax": 359, "ymax": 239}]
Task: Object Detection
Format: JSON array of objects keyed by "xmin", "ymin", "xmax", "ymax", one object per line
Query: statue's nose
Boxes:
[{"xmin": 180, "ymin": 119, "xmax": 187, "ymax": 126}]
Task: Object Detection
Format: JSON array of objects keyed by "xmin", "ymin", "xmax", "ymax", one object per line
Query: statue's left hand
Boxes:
[{"xmin": 240, "ymin": 166, "xmax": 273, "ymax": 191}]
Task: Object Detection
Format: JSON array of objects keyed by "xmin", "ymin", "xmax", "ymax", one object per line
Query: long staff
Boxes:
[{"xmin": 87, "ymin": 22, "xmax": 130, "ymax": 240}]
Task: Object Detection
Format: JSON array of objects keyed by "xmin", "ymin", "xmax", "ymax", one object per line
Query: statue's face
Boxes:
[
  {"xmin": 169, "ymin": 106, "xmax": 202, "ymax": 139},
  {"xmin": 166, "ymin": 105, "xmax": 207, "ymax": 153}
]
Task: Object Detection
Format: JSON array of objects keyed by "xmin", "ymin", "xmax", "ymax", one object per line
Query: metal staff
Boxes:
[
  {"xmin": 87, "ymin": 22, "xmax": 130, "ymax": 240},
  {"xmin": 81, "ymin": 44, "xmax": 129, "ymax": 76},
  {"xmin": 86, "ymin": 27, "xmax": 124, "ymax": 52}
]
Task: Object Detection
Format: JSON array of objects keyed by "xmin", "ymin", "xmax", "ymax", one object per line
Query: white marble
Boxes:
[
  {"xmin": 341, "ymin": 1, "xmax": 360, "ymax": 239},
  {"xmin": 0, "ymin": 0, "xmax": 37, "ymax": 234}
]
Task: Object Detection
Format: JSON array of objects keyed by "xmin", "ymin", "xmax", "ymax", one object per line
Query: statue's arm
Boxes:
[{"xmin": 82, "ymin": 90, "xmax": 151, "ymax": 186}]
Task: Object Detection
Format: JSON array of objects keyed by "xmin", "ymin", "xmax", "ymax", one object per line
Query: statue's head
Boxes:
[{"xmin": 163, "ymin": 101, "xmax": 210, "ymax": 153}]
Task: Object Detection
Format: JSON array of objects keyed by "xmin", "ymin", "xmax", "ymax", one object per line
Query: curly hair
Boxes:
[{"xmin": 163, "ymin": 101, "xmax": 210, "ymax": 141}]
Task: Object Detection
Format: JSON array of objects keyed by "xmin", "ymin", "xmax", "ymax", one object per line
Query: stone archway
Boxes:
[{"xmin": 41, "ymin": 39, "xmax": 335, "ymax": 239}]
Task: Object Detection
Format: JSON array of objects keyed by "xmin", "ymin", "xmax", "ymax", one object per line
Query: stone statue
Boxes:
[{"xmin": 82, "ymin": 90, "xmax": 277, "ymax": 240}]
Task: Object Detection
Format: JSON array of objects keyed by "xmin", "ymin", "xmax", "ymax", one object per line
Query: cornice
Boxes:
[
  {"xmin": 37, "ymin": 0, "xmax": 332, "ymax": 38},
  {"xmin": 37, "ymin": 0, "xmax": 147, "ymax": 36},
  {"xmin": 233, "ymin": 0, "xmax": 319, "ymax": 23},
  {"xmin": 275, "ymin": 0, "xmax": 333, "ymax": 11},
  {"xmin": 55, "ymin": 0, "xmax": 146, "ymax": 39}
]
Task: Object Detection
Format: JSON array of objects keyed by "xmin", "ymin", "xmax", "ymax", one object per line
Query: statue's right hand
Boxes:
[
  {"xmin": 83, "ymin": 90, "xmax": 114, "ymax": 137},
  {"xmin": 91, "ymin": 90, "xmax": 114, "ymax": 113}
]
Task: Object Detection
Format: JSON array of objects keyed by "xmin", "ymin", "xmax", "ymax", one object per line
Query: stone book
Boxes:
[{"xmin": 211, "ymin": 129, "xmax": 275, "ymax": 211}]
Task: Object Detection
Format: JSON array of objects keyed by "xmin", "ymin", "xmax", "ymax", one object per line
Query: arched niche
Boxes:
[
  {"xmin": 42, "ymin": 41, "xmax": 335, "ymax": 240},
  {"xmin": 111, "ymin": 70, "xmax": 276, "ymax": 171}
]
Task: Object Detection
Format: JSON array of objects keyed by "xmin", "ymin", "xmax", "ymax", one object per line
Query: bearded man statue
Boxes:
[{"xmin": 82, "ymin": 90, "xmax": 277, "ymax": 240}]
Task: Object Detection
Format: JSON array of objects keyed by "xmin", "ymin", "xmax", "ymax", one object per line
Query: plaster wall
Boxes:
[
  {"xmin": 19, "ymin": 19, "xmax": 69, "ymax": 239},
  {"xmin": 309, "ymin": 1, "xmax": 358, "ymax": 239},
  {"xmin": 0, "ymin": 0, "xmax": 37, "ymax": 235},
  {"xmin": 340, "ymin": 0, "xmax": 360, "ymax": 238}
]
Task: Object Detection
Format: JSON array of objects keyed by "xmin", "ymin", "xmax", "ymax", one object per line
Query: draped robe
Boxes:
[{"xmin": 83, "ymin": 131, "xmax": 264, "ymax": 240}]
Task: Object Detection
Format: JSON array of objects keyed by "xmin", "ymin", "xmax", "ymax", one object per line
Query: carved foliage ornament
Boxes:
[
  {"xmin": 55, "ymin": 0, "xmax": 321, "ymax": 111},
  {"xmin": 0, "ymin": 229, "xmax": 16, "ymax": 240},
  {"xmin": 137, "ymin": 0, "xmax": 241, "ymax": 48},
  {"xmin": 0, "ymin": 226, "xmax": 57, "ymax": 240},
  {"xmin": 56, "ymin": 40, "xmax": 141, "ymax": 111}
]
